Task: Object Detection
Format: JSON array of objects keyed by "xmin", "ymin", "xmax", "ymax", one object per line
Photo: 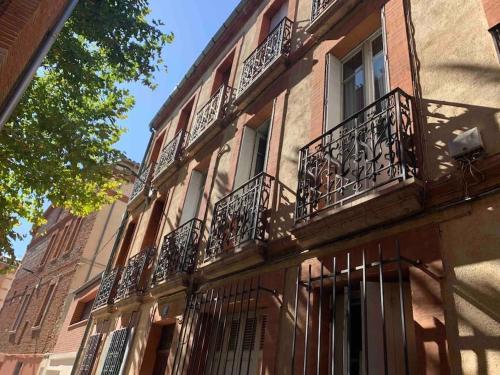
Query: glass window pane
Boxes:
[
  {"xmin": 372, "ymin": 35, "xmax": 384, "ymax": 56},
  {"xmin": 343, "ymin": 51, "xmax": 363, "ymax": 80},
  {"xmin": 372, "ymin": 48, "xmax": 387, "ymax": 100}
]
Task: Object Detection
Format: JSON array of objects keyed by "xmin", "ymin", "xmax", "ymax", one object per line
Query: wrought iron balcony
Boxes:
[
  {"xmin": 186, "ymin": 85, "xmax": 234, "ymax": 155},
  {"xmin": 152, "ymin": 130, "xmax": 187, "ymax": 186},
  {"xmin": 206, "ymin": 172, "xmax": 274, "ymax": 259},
  {"xmin": 151, "ymin": 219, "xmax": 203, "ymax": 286},
  {"xmin": 295, "ymin": 88, "xmax": 417, "ymax": 223},
  {"xmin": 307, "ymin": 0, "xmax": 361, "ymax": 37},
  {"xmin": 235, "ymin": 17, "xmax": 292, "ymax": 107},
  {"xmin": 115, "ymin": 246, "xmax": 156, "ymax": 301},
  {"xmin": 311, "ymin": 0, "xmax": 337, "ymax": 22},
  {"xmin": 128, "ymin": 163, "xmax": 155, "ymax": 209},
  {"xmin": 92, "ymin": 267, "xmax": 123, "ymax": 311}
]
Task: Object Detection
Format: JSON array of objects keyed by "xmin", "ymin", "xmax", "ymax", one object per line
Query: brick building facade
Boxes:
[
  {"xmin": 0, "ymin": 0, "xmax": 70, "ymax": 111},
  {"xmin": 74, "ymin": 0, "xmax": 500, "ymax": 374},
  {"xmin": 0, "ymin": 172, "xmax": 135, "ymax": 375}
]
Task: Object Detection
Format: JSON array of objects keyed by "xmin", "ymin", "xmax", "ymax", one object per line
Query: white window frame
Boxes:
[{"xmin": 325, "ymin": 30, "xmax": 388, "ymax": 132}]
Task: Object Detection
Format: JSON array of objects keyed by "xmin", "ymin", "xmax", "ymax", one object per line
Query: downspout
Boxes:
[
  {"xmin": 71, "ymin": 128, "xmax": 156, "ymax": 374},
  {"xmin": 0, "ymin": 0, "xmax": 80, "ymax": 131}
]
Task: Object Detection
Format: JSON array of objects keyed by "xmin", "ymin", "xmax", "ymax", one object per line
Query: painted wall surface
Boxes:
[
  {"xmin": 411, "ymin": 0, "xmax": 500, "ymax": 181},
  {"xmin": 439, "ymin": 194, "xmax": 500, "ymax": 374}
]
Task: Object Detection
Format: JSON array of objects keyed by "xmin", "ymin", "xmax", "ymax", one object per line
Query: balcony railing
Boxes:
[
  {"xmin": 311, "ymin": 0, "xmax": 337, "ymax": 23},
  {"xmin": 188, "ymin": 85, "xmax": 233, "ymax": 148},
  {"xmin": 154, "ymin": 130, "xmax": 187, "ymax": 178},
  {"xmin": 206, "ymin": 172, "xmax": 274, "ymax": 259},
  {"xmin": 295, "ymin": 88, "xmax": 417, "ymax": 223},
  {"xmin": 151, "ymin": 218, "xmax": 203, "ymax": 286},
  {"xmin": 129, "ymin": 163, "xmax": 154, "ymax": 204},
  {"xmin": 92, "ymin": 267, "xmax": 123, "ymax": 311},
  {"xmin": 237, "ymin": 17, "xmax": 293, "ymax": 98},
  {"xmin": 115, "ymin": 246, "xmax": 156, "ymax": 301}
]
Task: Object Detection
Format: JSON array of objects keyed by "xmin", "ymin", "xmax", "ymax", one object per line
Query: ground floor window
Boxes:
[
  {"xmin": 171, "ymin": 275, "xmax": 281, "ymax": 375},
  {"xmin": 291, "ymin": 243, "xmax": 421, "ymax": 375}
]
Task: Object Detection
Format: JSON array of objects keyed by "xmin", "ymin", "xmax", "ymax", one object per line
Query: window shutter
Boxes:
[
  {"xmin": 242, "ymin": 317, "xmax": 257, "ymax": 351},
  {"xmin": 259, "ymin": 315, "xmax": 267, "ymax": 350},
  {"xmin": 326, "ymin": 54, "xmax": 342, "ymax": 131},
  {"xmin": 228, "ymin": 320, "xmax": 240, "ymax": 351},
  {"xmin": 102, "ymin": 328, "xmax": 129, "ymax": 375},
  {"xmin": 234, "ymin": 126, "xmax": 257, "ymax": 189},
  {"xmin": 78, "ymin": 334, "xmax": 102, "ymax": 375},
  {"xmin": 179, "ymin": 170, "xmax": 206, "ymax": 225}
]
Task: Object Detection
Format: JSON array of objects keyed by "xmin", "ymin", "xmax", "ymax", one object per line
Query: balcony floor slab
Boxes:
[
  {"xmin": 150, "ymin": 273, "xmax": 190, "ymax": 298},
  {"xmin": 292, "ymin": 178, "xmax": 424, "ymax": 249},
  {"xmin": 307, "ymin": 0, "xmax": 361, "ymax": 38},
  {"xmin": 200, "ymin": 241, "xmax": 266, "ymax": 280}
]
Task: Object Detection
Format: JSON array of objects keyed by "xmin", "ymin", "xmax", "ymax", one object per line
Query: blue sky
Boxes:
[{"xmin": 12, "ymin": 0, "xmax": 241, "ymax": 259}]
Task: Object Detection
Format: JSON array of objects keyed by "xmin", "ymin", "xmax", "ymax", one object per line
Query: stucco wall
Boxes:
[
  {"xmin": 411, "ymin": 0, "xmax": 500, "ymax": 181},
  {"xmin": 439, "ymin": 194, "xmax": 500, "ymax": 374}
]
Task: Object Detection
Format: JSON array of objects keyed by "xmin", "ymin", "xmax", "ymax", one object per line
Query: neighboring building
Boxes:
[
  {"xmin": 0, "ymin": 162, "xmax": 136, "ymax": 375},
  {"xmin": 0, "ymin": 0, "xmax": 73, "ymax": 127},
  {"xmin": 75, "ymin": 1, "xmax": 500, "ymax": 374},
  {"xmin": 0, "ymin": 257, "xmax": 19, "ymax": 310}
]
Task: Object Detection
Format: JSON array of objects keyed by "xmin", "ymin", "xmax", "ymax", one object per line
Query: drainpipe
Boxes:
[
  {"xmin": 71, "ymin": 127, "xmax": 156, "ymax": 374},
  {"xmin": 0, "ymin": 0, "xmax": 80, "ymax": 131}
]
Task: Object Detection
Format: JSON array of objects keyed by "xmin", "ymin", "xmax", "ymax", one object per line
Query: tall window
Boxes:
[
  {"xmin": 141, "ymin": 199, "xmax": 166, "ymax": 249},
  {"xmin": 234, "ymin": 119, "xmax": 271, "ymax": 188},
  {"xmin": 11, "ymin": 289, "xmax": 31, "ymax": 332},
  {"xmin": 151, "ymin": 325, "xmax": 175, "ymax": 375},
  {"xmin": 33, "ymin": 283, "xmax": 56, "ymax": 328},
  {"xmin": 327, "ymin": 31, "xmax": 388, "ymax": 129},
  {"xmin": 179, "ymin": 170, "xmax": 206, "ymax": 225},
  {"xmin": 268, "ymin": 2, "xmax": 288, "ymax": 32},
  {"xmin": 51, "ymin": 222, "xmax": 71, "ymax": 260},
  {"xmin": 115, "ymin": 221, "xmax": 136, "ymax": 267},
  {"xmin": 40, "ymin": 232, "xmax": 57, "ymax": 265},
  {"xmin": 70, "ymin": 297, "xmax": 95, "ymax": 324},
  {"xmin": 13, "ymin": 362, "xmax": 23, "ymax": 375}
]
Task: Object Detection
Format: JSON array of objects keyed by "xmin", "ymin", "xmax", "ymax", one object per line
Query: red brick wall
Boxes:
[
  {"xmin": 0, "ymin": 0, "xmax": 69, "ymax": 108},
  {"xmin": 0, "ymin": 211, "xmax": 97, "ymax": 356},
  {"xmin": 481, "ymin": 0, "xmax": 500, "ymax": 28}
]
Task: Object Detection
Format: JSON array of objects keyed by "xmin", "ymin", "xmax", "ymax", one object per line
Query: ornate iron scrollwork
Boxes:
[
  {"xmin": 311, "ymin": 0, "xmax": 338, "ymax": 23},
  {"xmin": 92, "ymin": 267, "xmax": 123, "ymax": 310},
  {"xmin": 129, "ymin": 164, "xmax": 154, "ymax": 203},
  {"xmin": 151, "ymin": 218, "xmax": 203, "ymax": 286},
  {"xmin": 206, "ymin": 172, "xmax": 274, "ymax": 259},
  {"xmin": 295, "ymin": 88, "xmax": 417, "ymax": 223},
  {"xmin": 115, "ymin": 246, "xmax": 156, "ymax": 301},
  {"xmin": 237, "ymin": 17, "xmax": 293, "ymax": 97},
  {"xmin": 189, "ymin": 85, "xmax": 233, "ymax": 147},
  {"xmin": 154, "ymin": 130, "xmax": 187, "ymax": 177}
]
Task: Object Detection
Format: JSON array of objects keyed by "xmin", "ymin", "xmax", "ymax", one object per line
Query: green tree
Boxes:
[{"xmin": 0, "ymin": 1, "xmax": 173, "ymax": 259}]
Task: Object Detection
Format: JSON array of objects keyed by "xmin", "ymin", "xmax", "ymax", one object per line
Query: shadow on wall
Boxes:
[{"xmin": 422, "ymin": 97, "xmax": 500, "ymax": 180}]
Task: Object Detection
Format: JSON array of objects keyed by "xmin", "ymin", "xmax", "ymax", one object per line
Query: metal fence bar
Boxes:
[
  {"xmin": 303, "ymin": 265, "xmax": 311, "ymax": 375},
  {"xmin": 378, "ymin": 245, "xmax": 389, "ymax": 375}
]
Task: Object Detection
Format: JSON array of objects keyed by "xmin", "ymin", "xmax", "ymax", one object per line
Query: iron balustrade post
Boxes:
[
  {"xmin": 317, "ymin": 262, "xmax": 323, "ymax": 375},
  {"xmin": 396, "ymin": 240, "xmax": 410, "ymax": 375},
  {"xmin": 246, "ymin": 277, "xmax": 261, "ymax": 375},
  {"xmin": 303, "ymin": 265, "xmax": 312, "ymax": 375},
  {"xmin": 331, "ymin": 257, "xmax": 337, "ymax": 375},
  {"xmin": 362, "ymin": 250, "xmax": 369, "ymax": 375},
  {"xmin": 378, "ymin": 245, "xmax": 389, "ymax": 375},
  {"xmin": 291, "ymin": 266, "xmax": 300, "ymax": 375}
]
